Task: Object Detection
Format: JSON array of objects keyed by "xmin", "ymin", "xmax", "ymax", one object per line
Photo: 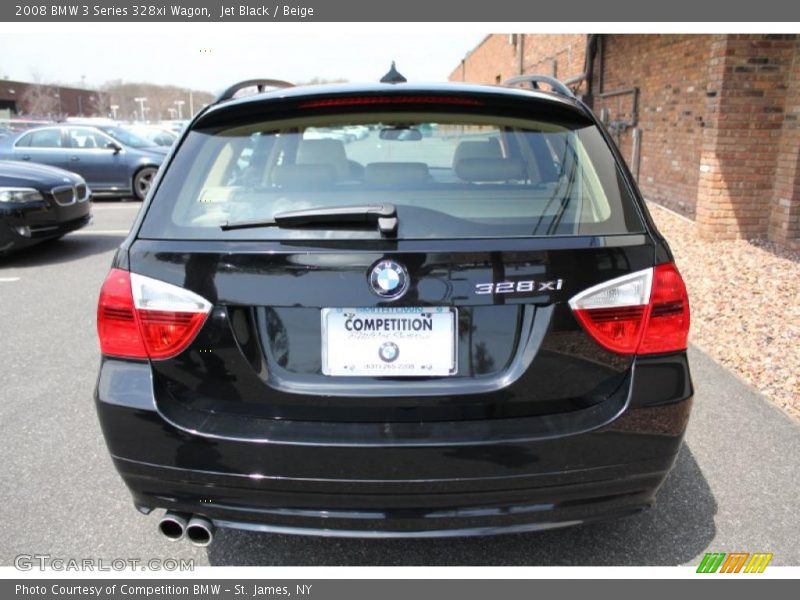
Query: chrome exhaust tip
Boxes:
[
  {"xmin": 185, "ymin": 515, "xmax": 215, "ymax": 547},
  {"xmin": 158, "ymin": 511, "xmax": 189, "ymax": 542}
]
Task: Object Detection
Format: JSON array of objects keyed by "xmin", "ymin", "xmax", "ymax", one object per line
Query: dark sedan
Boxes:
[
  {"xmin": 0, "ymin": 125, "xmax": 167, "ymax": 201},
  {"xmin": 0, "ymin": 160, "xmax": 92, "ymax": 253}
]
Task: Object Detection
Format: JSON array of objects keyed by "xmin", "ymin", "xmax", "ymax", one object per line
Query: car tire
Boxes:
[{"xmin": 133, "ymin": 167, "xmax": 158, "ymax": 201}]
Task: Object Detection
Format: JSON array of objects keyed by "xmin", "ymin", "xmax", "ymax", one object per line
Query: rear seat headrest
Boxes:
[
  {"xmin": 454, "ymin": 157, "xmax": 526, "ymax": 183},
  {"xmin": 365, "ymin": 162, "xmax": 430, "ymax": 187},
  {"xmin": 452, "ymin": 139, "xmax": 502, "ymax": 168},
  {"xmin": 297, "ymin": 139, "xmax": 350, "ymax": 180},
  {"xmin": 273, "ymin": 164, "xmax": 337, "ymax": 188}
]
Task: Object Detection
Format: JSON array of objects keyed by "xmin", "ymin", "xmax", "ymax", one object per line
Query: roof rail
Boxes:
[
  {"xmin": 215, "ymin": 79, "xmax": 294, "ymax": 103},
  {"xmin": 503, "ymin": 75, "xmax": 574, "ymax": 99}
]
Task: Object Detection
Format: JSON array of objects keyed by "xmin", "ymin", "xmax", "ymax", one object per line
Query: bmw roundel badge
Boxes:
[
  {"xmin": 368, "ymin": 260, "xmax": 409, "ymax": 300},
  {"xmin": 378, "ymin": 341, "xmax": 400, "ymax": 363}
]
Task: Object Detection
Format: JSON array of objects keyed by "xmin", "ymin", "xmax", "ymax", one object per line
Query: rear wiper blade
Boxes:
[{"xmin": 220, "ymin": 203, "xmax": 398, "ymax": 236}]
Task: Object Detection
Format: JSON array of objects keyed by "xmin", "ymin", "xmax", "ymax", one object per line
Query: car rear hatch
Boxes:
[{"xmin": 113, "ymin": 87, "xmax": 659, "ymax": 428}]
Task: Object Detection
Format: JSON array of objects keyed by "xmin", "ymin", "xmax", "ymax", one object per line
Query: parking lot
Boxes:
[{"xmin": 0, "ymin": 199, "xmax": 796, "ymax": 566}]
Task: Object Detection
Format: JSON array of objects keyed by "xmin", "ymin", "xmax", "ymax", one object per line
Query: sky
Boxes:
[{"xmin": 0, "ymin": 27, "xmax": 486, "ymax": 92}]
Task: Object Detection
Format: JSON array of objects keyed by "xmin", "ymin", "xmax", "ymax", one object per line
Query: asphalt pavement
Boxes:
[{"xmin": 0, "ymin": 200, "xmax": 798, "ymax": 566}]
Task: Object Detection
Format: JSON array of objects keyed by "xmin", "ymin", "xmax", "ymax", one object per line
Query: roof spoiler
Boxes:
[
  {"xmin": 503, "ymin": 75, "xmax": 574, "ymax": 99},
  {"xmin": 215, "ymin": 79, "xmax": 294, "ymax": 104}
]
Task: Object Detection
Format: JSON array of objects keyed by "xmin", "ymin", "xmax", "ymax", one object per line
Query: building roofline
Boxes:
[
  {"xmin": 448, "ymin": 34, "xmax": 506, "ymax": 80},
  {"xmin": 462, "ymin": 34, "xmax": 494, "ymax": 61},
  {"xmin": 0, "ymin": 79, "xmax": 100, "ymax": 94}
]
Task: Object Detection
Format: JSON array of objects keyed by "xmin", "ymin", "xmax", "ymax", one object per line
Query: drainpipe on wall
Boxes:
[
  {"xmin": 518, "ymin": 34, "xmax": 525, "ymax": 75},
  {"xmin": 597, "ymin": 86, "xmax": 640, "ymax": 128},
  {"xmin": 631, "ymin": 127, "xmax": 642, "ymax": 182},
  {"xmin": 597, "ymin": 34, "xmax": 605, "ymax": 94},
  {"xmin": 563, "ymin": 34, "xmax": 598, "ymax": 107}
]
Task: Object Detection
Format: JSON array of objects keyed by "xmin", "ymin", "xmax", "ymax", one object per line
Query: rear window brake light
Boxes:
[{"xmin": 299, "ymin": 96, "xmax": 484, "ymax": 109}]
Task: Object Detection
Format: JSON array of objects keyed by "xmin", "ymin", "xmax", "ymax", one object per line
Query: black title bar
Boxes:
[{"xmin": 3, "ymin": 0, "xmax": 800, "ymax": 22}]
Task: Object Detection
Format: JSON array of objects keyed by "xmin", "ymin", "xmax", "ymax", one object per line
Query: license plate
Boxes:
[{"xmin": 321, "ymin": 307, "xmax": 458, "ymax": 377}]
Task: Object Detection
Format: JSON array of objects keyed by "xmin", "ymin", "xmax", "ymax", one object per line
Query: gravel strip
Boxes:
[{"xmin": 647, "ymin": 201, "xmax": 800, "ymax": 419}]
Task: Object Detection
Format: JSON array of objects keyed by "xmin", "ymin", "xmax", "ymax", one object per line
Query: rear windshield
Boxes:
[{"xmin": 140, "ymin": 111, "xmax": 643, "ymax": 240}]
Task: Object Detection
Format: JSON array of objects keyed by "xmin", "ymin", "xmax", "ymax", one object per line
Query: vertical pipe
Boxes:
[
  {"xmin": 598, "ymin": 35, "xmax": 605, "ymax": 94},
  {"xmin": 631, "ymin": 128, "xmax": 642, "ymax": 182}
]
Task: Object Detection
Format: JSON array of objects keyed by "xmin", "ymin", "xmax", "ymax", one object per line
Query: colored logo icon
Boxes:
[{"xmin": 696, "ymin": 552, "xmax": 773, "ymax": 573}]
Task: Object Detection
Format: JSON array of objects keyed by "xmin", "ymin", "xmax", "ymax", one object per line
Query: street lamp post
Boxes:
[
  {"xmin": 174, "ymin": 100, "xmax": 185, "ymax": 120},
  {"xmin": 134, "ymin": 97, "xmax": 148, "ymax": 122},
  {"xmin": 110, "ymin": 104, "xmax": 119, "ymax": 120}
]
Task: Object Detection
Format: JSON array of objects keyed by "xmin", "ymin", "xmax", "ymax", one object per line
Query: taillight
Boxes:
[
  {"xmin": 97, "ymin": 269, "xmax": 212, "ymax": 360},
  {"xmin": 638, "ymin": 263, "xmax": 691, "ymax": 354},
  {"xmin": 569, "ymin": 264, "xmax": 689, "ymax": 355},
  {"xmin": 97, "ymin": 269, "xmax": 147, "ymax": 359}
]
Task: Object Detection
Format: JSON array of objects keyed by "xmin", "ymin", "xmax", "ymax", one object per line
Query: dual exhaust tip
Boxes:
[{"xmin": 158, "ymin": 512, "xmax": 214, "ymax": 547}]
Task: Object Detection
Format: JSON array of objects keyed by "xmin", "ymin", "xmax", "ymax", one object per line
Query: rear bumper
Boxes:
[{"xmin": 95, "ymin": 353, "xmax": 693, "ymax": 537}]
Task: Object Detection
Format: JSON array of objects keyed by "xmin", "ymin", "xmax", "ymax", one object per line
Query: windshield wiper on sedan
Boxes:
[{"xmin": 220, "ymin": 203, "xmax": 398, "ymax": 236}]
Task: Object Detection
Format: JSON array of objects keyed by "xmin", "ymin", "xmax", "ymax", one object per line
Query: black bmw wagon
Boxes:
[{"xmin": 95, "ymin": 75, "xmax": 692, "ymax": 545}]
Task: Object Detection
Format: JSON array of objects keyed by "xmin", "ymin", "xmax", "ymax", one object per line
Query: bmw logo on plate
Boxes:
[
  {"xmin": 378, "ymin": 341, "xmax": 400, "ymax": 363},
  {"xmin": 368, "ymin": 259, "xmax": 409, "ymax": 299}
]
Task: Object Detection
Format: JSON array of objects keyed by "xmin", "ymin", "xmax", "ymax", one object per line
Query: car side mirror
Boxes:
[{"xmin": 106, "ymin": 141, "xmax": 122, "ymax": 154}]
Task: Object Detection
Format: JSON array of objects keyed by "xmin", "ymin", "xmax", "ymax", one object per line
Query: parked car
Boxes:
[
  {"xmin": 0, "ymin": 125, "xmax": 167, "ymax": 201},
  {"xmin": 344, "ymin": 125, "xmax": 370, "ymax": 140},
  {"xmin": 121, "ymin": 125, "xmax": 178, "ymax": 148},
  {"xmin": 95, "ymin": 76, "xmax": 692, "ymax": 545},
  {"xmin": 0, "ymin": 118, "xmax": 52, "ymax": 133},
  {"xmin": 0, "ymin": 160, "xmax": 91, "ymax": 253},
  {"xmin": 303, "ymin": 126, "xmax": 353, "ymax": 143},
  {"xmin": 64, "ymin": 117, "xmax": 119, "ymax": 127},
  {"xmin": 160, "ymin": 119, "xmax": 189, "ymax": 134}
]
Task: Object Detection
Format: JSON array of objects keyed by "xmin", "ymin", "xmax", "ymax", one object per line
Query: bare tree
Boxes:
[
  {"xmin": 20, "ymin": 71, "xmax": 60, "ymax": 118},
  {"xmin": 88, "ymin": 91, "xmax": 110, "ymax": 117},
  {"xmin": 298, "ymin": 77, "xmax": 348, "ymax": 85}
]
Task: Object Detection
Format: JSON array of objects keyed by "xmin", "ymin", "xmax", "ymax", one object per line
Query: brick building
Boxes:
[
  {"xmin": 0, "ymin": 79, "xmax": 107, "ymax": 119},
  {"xmin": 450, "ymin": 34, "xmax": 800, "ymax": 248}
]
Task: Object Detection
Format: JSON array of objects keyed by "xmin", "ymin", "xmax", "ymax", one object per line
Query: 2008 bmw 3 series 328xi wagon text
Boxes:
[{"xmin": 94, "ymin": 74, "xmax": 692, "ymax": 545}]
